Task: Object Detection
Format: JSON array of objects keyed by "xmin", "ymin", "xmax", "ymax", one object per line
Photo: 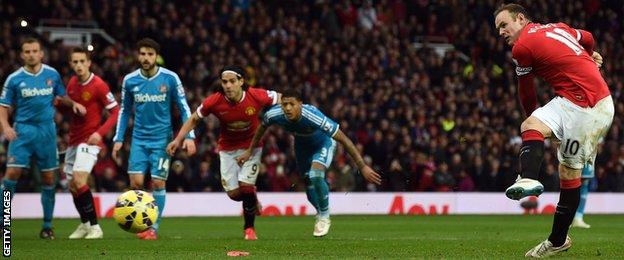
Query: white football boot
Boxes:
[
  {"xmin": 525, "ymin": 236, "xmax": 571, "ymax": 258},
  {"xmin": 571, "ymin": 217, "xmax": 591, "ymax": 228},
  {"xmin": 85, "ymin": 224, "xmax": 104, "ymax": 239},
  {"xmin": 69, "ymin": 223, "xmax": 90, "ymax": 239},
  {"xmin": 505, "ymin": 176, "xmax": 544, "ymax": 200},
  {"xmin": 313, "ymin": 216, "xmax": 331, "ymax": 237}
]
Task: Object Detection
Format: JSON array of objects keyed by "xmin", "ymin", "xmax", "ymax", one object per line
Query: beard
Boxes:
[{"xmin": 141, "ymin": 62, "xmax": 155, "ymax": 71}]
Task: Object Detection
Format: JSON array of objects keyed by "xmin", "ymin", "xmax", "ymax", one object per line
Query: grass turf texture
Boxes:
[{"xmin": 8, "ymin": 215, "xmax": 622, "ymax": 259}]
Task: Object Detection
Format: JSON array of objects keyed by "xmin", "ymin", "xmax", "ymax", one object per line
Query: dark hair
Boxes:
[
  {"xmin": 494, "ymin": 3, "xmax": 532, "ymax": 21},
  {"xmin": 69, "ymin": 46, "xmax": 90, "ymax": 60},
  {"xmin": 20, "ymin": 37, "xmax": 41, "ymax": 51},
  {"xmin": 281, "ymin": 88, "xmax": 302, "ymax": 101},
  {"xmin": 220, "ymin": 65, "xmax": 245, "ymax": 79},
  {"xmin": 136, "ymin": 38, "xmax": 160, "ymax": 54},
  {"xmin": 216, "ymin": 65, "xmax": 248, "ymax": 92}
]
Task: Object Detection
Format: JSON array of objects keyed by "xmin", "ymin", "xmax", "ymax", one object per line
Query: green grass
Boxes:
[{"xmin": 7, "ymin": 215, "xmax": 622, "ymax": 259}]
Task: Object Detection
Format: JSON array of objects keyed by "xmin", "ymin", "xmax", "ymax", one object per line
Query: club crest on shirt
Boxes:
[
  {"xmin": 46, "ymin": 79, "xmax": 53, "ymax": 86},
  {"xmin": 160, "ymin": 85, "xmax": 167, "ymax": 93},
  {"xmin": 245, "ymin": 106, "xmax": 256, "ymax": 116},
  {"xmin": 82, "ymin": 91, "xmax": 92, "ymax": 101}
]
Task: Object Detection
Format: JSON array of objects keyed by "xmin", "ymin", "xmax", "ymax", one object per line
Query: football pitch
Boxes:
[{"xmin": 8, "ymin": 215, "xmax": 622, "ymax": 259}]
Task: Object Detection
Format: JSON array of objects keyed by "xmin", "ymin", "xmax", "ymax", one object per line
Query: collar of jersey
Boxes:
[
  {"xmin": 80, "ymin": 73, "xmax": 95, "ymax": 86},
  {"xmin": 226, "ymin": 91, "xmax": 246, "ymax": 104},
  {"xmin": 139, "ymin": 67, "xmax": 161, "ymax": 80},
  {"xmin": 21, "ymin": 65, "xmax": 44, "ymax": 77}
]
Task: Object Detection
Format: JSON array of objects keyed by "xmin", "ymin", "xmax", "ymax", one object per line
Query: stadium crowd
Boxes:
[{"xmin": 0, "ymin": 0, "xmax": 622, "ymax": 193}]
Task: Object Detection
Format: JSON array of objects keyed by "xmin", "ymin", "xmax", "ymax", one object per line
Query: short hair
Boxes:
[
  {"xmin": 220, "ymin": 65, "xmax": 245, "ymax": 79},
  {"xmin": 69, "ymin": 46, "xmax": 91, "ymax": 60},
  {"xmin": 494, "ymin": 3, "xmax": 532, "ymax": 21},
  {"xmin": 136, "ymin": 38, "xmax": 160, "ymax": 54},
  {"xmin": 20, "ymin": 37, "xmax": 41, "ymax": 51},
  {"xmin": 281, "ymin": 89, "xmax": 302, "ymax": 101}
]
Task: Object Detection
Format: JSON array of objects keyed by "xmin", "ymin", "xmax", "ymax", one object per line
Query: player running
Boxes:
[
  {"xmin": 0, "ymin": 37, "xmax": 86, "ymax": 239},
  {"xmin": 113, "ymin": 38, "xmax": 196, "ymax": 240},
  {"xmin": 166, "ymin": 65, "xmax": 279, "ymax": 240},
  {"xmin": 494, "ymin": 4, "xmax": 614, "ymax": 257},
  {"xmin": 236, "ymin": 89, "xmax": 381, "ymax": 237},
  {"xmin": 63, "ymin": 47, "xmax": 119, "ymax": 239}
]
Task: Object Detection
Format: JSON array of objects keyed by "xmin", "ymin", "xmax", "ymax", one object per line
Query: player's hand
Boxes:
[
  {"xmin": 86, "ymin": 132, "xmax": 102, "ymax": 145},
  {"xmin": 360, "ymin": 165, "xmax": 382, "ymax": 185},
  {"xmin": 112, "ymin": 142, "xmax": 123, "ymax": 162},
  {"xmin": 2, "ymin": 126, "xmax": 17, "ymax": 141},
  {"xmin": 235, "ymin": 149, "xmax": 252, "ymax": 166},
  {"xmin": 591, "ymin": 51, "xmax": 603, "ymax": 68},
  {"xmin": 166, "ymin": 140, "xmax": 181, "ymax": 156},
  {"xmin": 182, "ymin": 139, "xmax": 197, "ymax": 156},
  {"xmin": 72, "ymin": 102, "xmax": 87, "ymax": 116}
]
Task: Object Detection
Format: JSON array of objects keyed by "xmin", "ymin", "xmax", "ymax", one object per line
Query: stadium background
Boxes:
[{"xmin": 0, "ymin": 0, "xmax": 622, "ymax": 194}]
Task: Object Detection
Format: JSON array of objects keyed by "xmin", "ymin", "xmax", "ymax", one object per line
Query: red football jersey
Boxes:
[
  {"xmin": 66, "ymin": 73, "xmax": 118, "ymax": 146},
  {"xmin": 197, "ymin": 87, "xmax": 278, "ymax": 151},
  {"xmin": 512, "ymin": 23, "xmax": 610, "ymax": 108}
]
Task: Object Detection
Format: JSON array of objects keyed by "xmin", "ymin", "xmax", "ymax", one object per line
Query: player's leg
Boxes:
[
  {"xmin": 308, "ymin": 139, "xmax": 336, "ymax": 237},
  {"xmin": 34, "ymin": 123, "xmax": 60, "ymax": 239},
  {"xmin": 219, "ymin": 150, "xmax": 243, "ymax": 201},
  {"xmin": 126, "ymin": 144, "xmax": 153, "ymax": 239},
  {"xmin": 2, "ymin": 123, "xmax": 32, "ymax": 197},
  {"xmin": 506, "ymin": 101, "xmax": 557, "ymax": 200},
  {"xmin": 296, "ymin": 145, "xmax": 320, "ymax": 213},
  {"xmin": 70, "ymin": 144, "xmax": 103, "ymax": 239},
  {"xmin": 238, "ymin": 148, "xmax": 262, "ymax": 240},
  {"xmin": 64, "ymin": 146, "xmax": 89, "ymax": 238},
  {"xmin": 526, "ymin": 96, "xmax": 613, "ymax": 257},
  {"xmin": 148, "ymin": 147, "xmax": 171, "ymax": 235},
  {"xmin": 572, "ymin": 163, "xmax": 593, "ymax": 228}
]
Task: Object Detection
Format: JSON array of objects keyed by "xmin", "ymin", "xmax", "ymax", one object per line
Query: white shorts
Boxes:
[
  {"xmin": 63, "ymin": 143, "xmax": 101, "ymax": 178},
  {"xmin": 219, "ymin": 148, "xmax": 262, "ymax": 191},
  {"xmin": 532, "ymin": 96, "xmax": 614, "ymax": 169}
]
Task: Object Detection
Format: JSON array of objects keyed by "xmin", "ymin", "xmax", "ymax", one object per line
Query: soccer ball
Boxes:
[{"xmin": 113, "ymin": 190, "xmax": 158, "ymax": 233}]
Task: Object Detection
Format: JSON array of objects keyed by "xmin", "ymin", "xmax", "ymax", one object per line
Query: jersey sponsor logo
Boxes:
[
  {"xmin": 21, "ymin": 87, "xmax": 53, "ymax": 97},
  {"xmin": 515, "ymin": 66, "xmax": 532, "ymax": 76},
  {"xmin": 134, "ymin": 93, "xmax": 167, "ymax": 103},
  {"xmin": 82, "ymin": 91, "xmax": 92, "ymax": 101},
  {"xmin": 226, "ymin": 121, "xmax": 251, "ymax": 131},
  {"xmin": 245, "ymin": 106, "xmax": 256, "ymax": 116}
]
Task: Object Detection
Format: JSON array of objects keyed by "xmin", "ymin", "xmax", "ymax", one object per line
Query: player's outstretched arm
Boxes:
[
  {"xmin": 0, "ymin": 106, "xmax": 16, "ymax": 141},
  {"xmin": 236, "ymin": 124, "xmax": 268, "ymax": 166},
  {"xmin": 332, "ymin": 129, "xmax": 382, "ymax": 185},
  {"xmin": 56, "ymin": 95, "xmax": 86, "ymax": 115},
  {"xmin": 167, "ymin": 112, "xmax": 202, "ymax": 156}
]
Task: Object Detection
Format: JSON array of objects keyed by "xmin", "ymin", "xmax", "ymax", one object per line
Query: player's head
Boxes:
[
  {"xmin": 494, "ymin": 3, "xmax": 531, "ymax": 46},
  {"xmin": 136, "ymin": 38, "xmax": 160, "ymax": 71},
  {"xmin": 281, "ymin": 89, "xmax": 303, "ymax": 121},
  {"xmin": 219, "ymin": 65, "xmax": 247, "ymax": 101},
  {"xmin": 69, "ymin": 47, "xmax": 92, "ymax": 78},
  {"xmin": 20, "ymin": 37, "xmax": 44, "ymax": 67}
]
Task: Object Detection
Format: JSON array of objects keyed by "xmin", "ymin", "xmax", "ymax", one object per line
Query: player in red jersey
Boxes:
[
  {"xmin": 63, "ymin": 47, "xmax": 119, "ymax": 239},
  {"xmin": 166, "ymin": 65, "xmax": 279, "ymax": 240},
  {"xmin": 494, "ymin": 4, "xmax": 614, "ymax": 257}
]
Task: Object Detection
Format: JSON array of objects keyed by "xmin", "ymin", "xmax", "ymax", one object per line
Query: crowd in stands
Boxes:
[{"xmin": 0, "ymin": 0, "xmax": 622, "ymax": 193}]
